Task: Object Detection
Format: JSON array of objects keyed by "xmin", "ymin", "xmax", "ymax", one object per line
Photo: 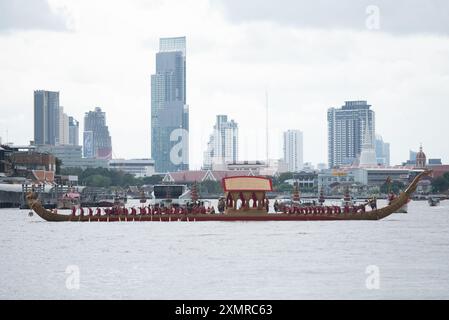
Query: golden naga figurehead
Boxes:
[
  {"xmin": 26, "ymin": 191, "xmax": 38, "ymax": 201},
  {"xmin": 404, "ymin": 169, "xmax": 433, "ymax": 196}
]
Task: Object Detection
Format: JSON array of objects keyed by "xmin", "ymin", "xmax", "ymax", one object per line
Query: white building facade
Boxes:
[
  {"xmin": 328, "ymin": 101, "xmax": 375, "ymax": 168},
  {"xmin": 283, "ymin": 130, "xmax": 304, "ymax": 172},
  {"xmin": 58, "ymin": 107, "xmax": 69, "ymax": 145},
  {"xmin": 203, "ymin": 115, "xmax": 238, "ymax": 169},
  {"xmin": 109, "ymin": 159, "xmax": 155, "ymax": 178}
]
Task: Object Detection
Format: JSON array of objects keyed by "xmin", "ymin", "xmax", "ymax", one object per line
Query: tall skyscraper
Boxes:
[
  {"xmin": 83, "ymin": 107, "xmax": 112, "ymax": 160},
  {"xmin": 203, "ymin": 115, "xmax": 239, "ymax": 169},
  {"xmin": 375, "ymin": 135, "xmax": 391, "ymax": 166},
  {"xmin": 151, "ymin": 36, "xmax": 189, "ymax": 173},
  {"xmin": 283, "ymin": 130, "xmax": 304, "ymax": 172},
  {"xmin": 327, "ymin": 101, "xmax": 375, "ymax": 168},
  {"xmin": 34, "ymin": 90, "xmax": 60, "ymax": 146},
  {"xmin": 58, "ymin": 106, "xmax": 69, "ymax": 145},
  {"xmin": 409, "ymin": 150, "xmax": 418, "ymax": 162},
  {"xmin": 68, "ymin": 116, "xmax": 80, "ymax": 146}
]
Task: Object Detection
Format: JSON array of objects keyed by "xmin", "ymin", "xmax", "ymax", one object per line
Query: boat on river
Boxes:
[
  {"xmin": 26, "ymin": 170, "xmax": 430, "ymax": 222},
  {"xmin": 428, "ymin": 197, "xmax": 440, "ymax": 207},
  {"xmin": 150, "ymin": 184, "xmax": 191, "ymax": 207}
]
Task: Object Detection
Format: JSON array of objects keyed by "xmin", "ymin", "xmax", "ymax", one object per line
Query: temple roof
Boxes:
[{"xmin": 163, "ymin": 170, "xmax": 254, "ymax": 183}]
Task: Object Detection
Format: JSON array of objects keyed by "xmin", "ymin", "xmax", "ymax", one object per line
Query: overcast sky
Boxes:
[{"xmin": 0, "ymin": 0, "xmax": 448, "ymax": 168}]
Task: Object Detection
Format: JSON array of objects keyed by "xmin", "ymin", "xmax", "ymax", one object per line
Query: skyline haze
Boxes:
[{"xmin": 1, "ymin": 0, "xmax": 448, "ymax": 168}]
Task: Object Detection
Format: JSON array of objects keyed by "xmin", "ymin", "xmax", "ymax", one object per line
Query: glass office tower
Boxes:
[{"xmin": 151, "ymin": 36, "xmax": 189, "ymax": 173}]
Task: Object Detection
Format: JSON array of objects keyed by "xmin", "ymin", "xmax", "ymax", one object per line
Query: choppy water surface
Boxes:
[{"xmin": 0, "ymin": 200, "xmax": 448, "ymax": 299}]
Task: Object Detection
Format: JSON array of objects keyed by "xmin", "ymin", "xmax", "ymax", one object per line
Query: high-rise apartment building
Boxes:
[
  {"xmin": 327, "ymin": 101, "xmax": 375, "ymax": 168},
  {"xmin": 83, "ymin": 107, "xmax": 112, "ymax": 160},
  {"xmin": 203, "ymin": 115, "xmax": 239, "ymax": 169},
  {"xmin": 283, "ymin": 130, "xmax": 304, "ymax": 172},
  {"xmin": 34, "ymin": 90, "xmax": 60, "ymax": 146},
  {"xmin": 68, "ymin": 116, "xmax": 80, "ymax": 146},
  {"xmin": 375, "ymin": 135, "xmax": 391, "ymax": 166},
  {"xmin": 58, "ymin": 106, "xmax": 69, "ymax": 145},
  {"xmin": 151, "ymin": 36, "xmax": 189, "ymax": 173}
]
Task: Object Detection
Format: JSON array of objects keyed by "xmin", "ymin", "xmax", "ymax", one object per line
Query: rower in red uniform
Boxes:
[
  {"xmin": 71, "ymin": 207, "xmax": 77, "ymax": 216},
  {"xmin": 88, "ymin": 208, "xmax": 93, "ymax": 216},
  {"xmin": 96, "ymin": 207, "xmax": 101, "ymax": 216}
]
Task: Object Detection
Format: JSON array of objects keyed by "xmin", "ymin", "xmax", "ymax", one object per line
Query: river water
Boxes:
[{"xmin": 0, "ymin": 200, "xmax": 448, "ymax": 300}]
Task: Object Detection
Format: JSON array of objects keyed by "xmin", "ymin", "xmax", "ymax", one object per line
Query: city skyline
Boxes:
[{"xmin": 1, "ymin": 1, "xmax": 449, "ymax": 168}]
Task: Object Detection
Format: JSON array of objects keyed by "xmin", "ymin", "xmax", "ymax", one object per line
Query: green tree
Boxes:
[
  {"xmin": 142, "ymin": 175, "xmax": 164, "ymax": 185},
  {"xmin": 122, "ymin": 173, "xmax": 139, "ymax": 187},
  {"xmin": 275, "ymin": 183, "xmax": 294, "ymax": 193},
  {"xmin": 199, "ymin": 180, "xmax": 223, "ymax": 195},
  {"xmin": 61, "ymin": 167, "xmax": 83, "ymax": 177},
  {"xmin": 60, "ymin": 167, "xmax": 166, "ymax": 188},
  {"xmin": 278, "ymin": 172, "xmax": 294, "ymax": 183},
  {"xmin": 55, "ymin": 158, "xmax": 63, "ymax": 175},
  {"xmin": 444, "ymin": 172, "xmax": 449, "ymax": 181},
  {"xmin": 380, "ymin": 180, "xmax": 405, "ymax": 195},
  {"xmin": 432, "ymin": 176, "xmax": 449, "ymax": 193},
  {"xmin": 85, "ymin": 175, "xmax": 112, "ymax": 188}
]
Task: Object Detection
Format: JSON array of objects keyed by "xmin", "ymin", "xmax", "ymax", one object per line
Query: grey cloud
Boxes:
[
  {"xmin": 211, "ymin": 0, "xmax": 449, "ymax": 35},
  {"xmin": 0, "ymin": 0, "xmax": 69, "ymax": 32}
]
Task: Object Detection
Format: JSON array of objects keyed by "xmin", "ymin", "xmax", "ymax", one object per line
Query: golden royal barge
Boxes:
[{"xmin": 26, "ymin": 170, "xmax": 430, "ymax": 222}]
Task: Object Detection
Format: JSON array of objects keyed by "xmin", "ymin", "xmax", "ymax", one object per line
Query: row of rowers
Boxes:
[
  {"xmin": 277, "ymin": 204, "xmax": 372, "ymax": 215},
  {"xmin": 68, "ymin": 205, "xmax": 217, "ymax": 216}
]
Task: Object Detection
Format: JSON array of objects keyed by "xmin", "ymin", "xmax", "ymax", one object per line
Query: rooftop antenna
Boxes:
[{"xmin": 265, "ymin": 91, "xmax": 269, "ymax": 165}]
